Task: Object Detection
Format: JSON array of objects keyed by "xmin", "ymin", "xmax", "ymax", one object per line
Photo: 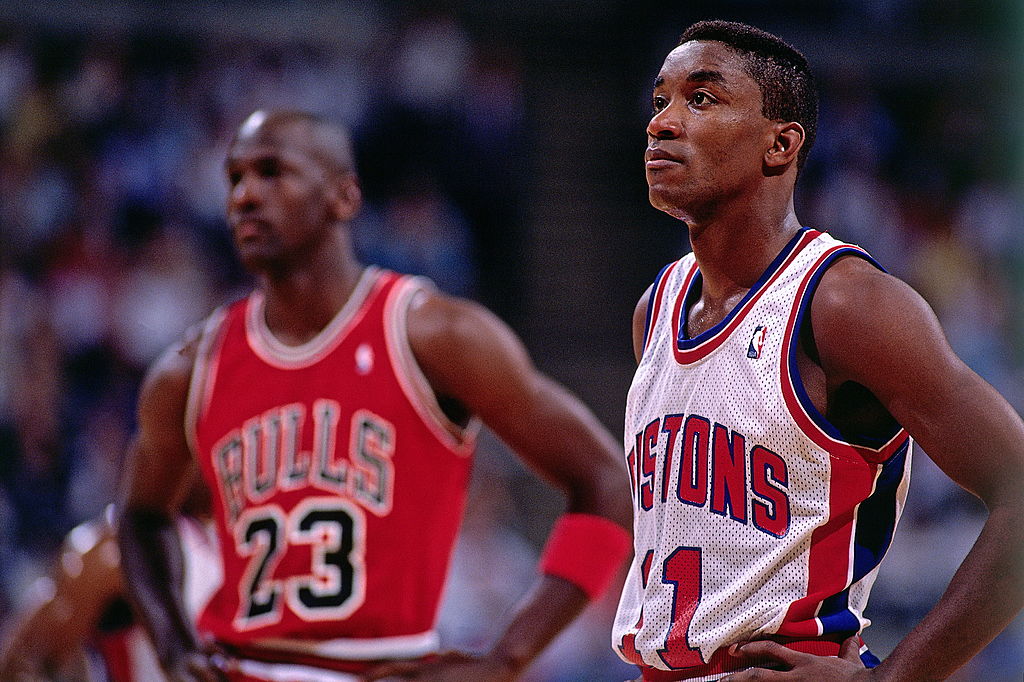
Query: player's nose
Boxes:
[
  {"xmin": 229, "ymin": 172, "xmax": 262, "ymax": 211},
  {"xmin": 648, "ymin": 105, "xmax": 682, "ymax": 140}
]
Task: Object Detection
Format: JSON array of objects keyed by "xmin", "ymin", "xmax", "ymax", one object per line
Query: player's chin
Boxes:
[
  {"xmin": 647, "ymin": 185, "xmax": 683, "ymax": 214},
  {"xmin": 235, "ymin": 244, "xmax": 281, "ymax": 273}
]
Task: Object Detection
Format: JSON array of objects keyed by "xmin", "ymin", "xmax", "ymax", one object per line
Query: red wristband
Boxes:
[{"xmin": 539, "ymin": 513, "xmax": 632, "ymax": 600}]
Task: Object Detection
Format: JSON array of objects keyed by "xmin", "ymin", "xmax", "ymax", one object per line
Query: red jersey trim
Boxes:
[
  {"xmin": 777, "ymin": 458, "xmax": 879, "ymax": 637},
  {"xmin": 672, "ymin": 230, "xmax": 821, "ymax": 366},
  {"xmin": 245, "ymin": 267, "xmax": 383, "ymax": 370},
  {"xmin": 383, "ymin": 277, "xmax": 479, "ymax": 455},
  {"xmin": 641, "ymin": 260, "xmax": 681, "ymax": 357},
  {"xmin": 639, "ymin": 637, "xmax": 847, "ymax": 680},
  {"xmin": 776, "ymin": 244, "xmax": 907, "ymax": 635},
  {"xmin": 94, "ymin": 629, "xmax": 134, "ymax": 682},
  {"xmin": 778, "ymin": 245, "xmax": 909, "ymax": 465}
]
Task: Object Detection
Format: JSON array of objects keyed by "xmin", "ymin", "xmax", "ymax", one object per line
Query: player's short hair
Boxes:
[
  {"xmin": 233, "ymin": 110, "xmax": 356, "ymax": 176},
  {"xmin": 679, "ymin": 20, "xmax": 818, "ymax": 169}
]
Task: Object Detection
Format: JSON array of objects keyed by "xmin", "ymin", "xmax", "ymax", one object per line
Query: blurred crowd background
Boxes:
[{"xmin": 0, "ymin": 0, "xmax": 1022, "ymax": 680}]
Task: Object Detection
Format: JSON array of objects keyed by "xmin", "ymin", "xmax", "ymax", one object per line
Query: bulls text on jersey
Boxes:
[{"xmin": 212, "ymin": 401, "xmax": 395, "ymax": 524}]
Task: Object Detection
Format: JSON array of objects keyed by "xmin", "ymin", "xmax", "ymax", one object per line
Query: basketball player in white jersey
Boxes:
[{"xmin": 613, "ymin": 19, "xmax": 1024, "ymax": 682}]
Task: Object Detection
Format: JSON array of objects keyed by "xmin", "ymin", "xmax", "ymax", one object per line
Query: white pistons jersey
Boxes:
[{"xmin": 613, "ymin": 229, "xmax": 912, "ymax": 680}]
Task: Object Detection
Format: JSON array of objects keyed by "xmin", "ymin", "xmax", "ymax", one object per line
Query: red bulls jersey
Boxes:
[{"xmin": 186, "ymin": 267, "xmax": 477, "ymax": 666}]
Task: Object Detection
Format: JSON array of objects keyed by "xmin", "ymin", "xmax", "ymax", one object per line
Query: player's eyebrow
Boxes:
[
  {"xmin": 686, "ymin": 69, "xmax": 727, "ymax": 86},
  {"xmin": 653, "ymin": 69, "xmax": 729, "ymax": 90}
]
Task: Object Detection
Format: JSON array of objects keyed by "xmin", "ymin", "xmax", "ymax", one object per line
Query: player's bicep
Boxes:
[
  {"xmin": 409, "ymin": 295, "xmax": 623, "ymax": 496},
  {"xmin": 812, "ymin": 263, "xmax": 1024, "ymax": 502},
  {"xmin": 120, "ymin": 343, "xmax": 198, "ymax": 513},
  {"xmin": 410, "ymin": 294, "xmax": 547, "ymax": 431}
]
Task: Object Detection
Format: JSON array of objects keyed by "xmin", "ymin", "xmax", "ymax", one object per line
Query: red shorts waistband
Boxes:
[{"xmin": 640, "ymin": 637, "xmax": 849, "ymax": 681}]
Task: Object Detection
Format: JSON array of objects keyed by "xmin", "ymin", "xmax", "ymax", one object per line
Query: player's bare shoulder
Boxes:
[
  {"xmin": 406, "ymin": 289, "xmax": 526, "ymax": 371},
  {"xmin": 140, "ymin": 323, "xmax": 202, "ymax": 398},
  {"xmin": 811, "ymin": 255, "xmax": 937, "ymax": 336},
  {"xmin": 405, "ymin": 288, "xmax": 484, "ymax": 350},
  {"xmin": 404, "ymin": 287, "xmax": 539, "ymax": 416},
  {"xmin": 633, "ymin": 283, "xmax": 655, "ymax": 363},
  {"xmin": 810, "ymin": 253, "xmax": 951, "ymax": 388},
  {"xmin": 135, "ymin": 317, "xmax": 213, "ymax": 430}
]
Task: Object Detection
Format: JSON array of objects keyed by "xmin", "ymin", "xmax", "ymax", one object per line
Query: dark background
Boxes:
[{"xmin": 0, "ymin": 1, "xmax": 1021, "ymax": 679}]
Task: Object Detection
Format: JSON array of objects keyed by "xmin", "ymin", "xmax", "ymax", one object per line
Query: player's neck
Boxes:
[
  {"xmin": 687, "ymin": 199, "xmax": 802, "ymax": 303},
  {"xmin": 258, "ymin": 235, "xmax": 365, "ymax": 346}
]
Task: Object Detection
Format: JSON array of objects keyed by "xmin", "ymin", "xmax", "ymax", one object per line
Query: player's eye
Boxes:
[
  {"xmin": 256, "ymin": 159, "xmax": 281, "ymax": 178},
  {"xmin": 652, "ymin": 94, "xmax": 669, "ymax": 112},
  {"xmin": 227, "ymin": 170, "xmax": 242, "ymax": 186},
  {"xmin": 690, "ymin": 91, "xmax": 715, "ymax": 107}
]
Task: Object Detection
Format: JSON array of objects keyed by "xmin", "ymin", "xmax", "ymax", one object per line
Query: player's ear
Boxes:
[
  {"xmin": 329, "ymin": 172, "xmax": 362, "ymax": 222},
  {"xmin": 764, "ymin": 121, "xmax": 804, "ymax": 172}
]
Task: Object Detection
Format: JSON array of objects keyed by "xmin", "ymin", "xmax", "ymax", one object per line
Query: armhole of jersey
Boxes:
[
  {"xmin": 383, "ymin": 277, "xmax": 480, "ymax": 455},
  {"xmin": 640, "ymin": 260, "xmax": 680, "ymax": 359},
  {"xmin": 781, "ymin": 247, "xmax": 909, "ymax": 465},
  {"xmin": 178, "ymin": 516, "xmax": 222, "ymax": 620},
  {"xmin": 184, "ymin": 306, "xmax": 230, "ymax": 459}
]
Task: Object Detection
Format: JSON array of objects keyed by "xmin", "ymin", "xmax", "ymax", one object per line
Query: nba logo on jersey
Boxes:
[
  {"xmin": 747, "ymin": 325, "xmax": 767, "ymax": 359},
  {"xmin": 355, "ymin": 343, "xmax": 374, "ymax": 374}
]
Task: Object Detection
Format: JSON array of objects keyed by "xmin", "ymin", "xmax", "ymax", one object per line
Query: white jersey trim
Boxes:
[
  {"xmin": 233, "ymin": 659, "xmax": 361, "ymax": 682},
  {"xmin": 383, "ymin": 277, "xmax": 479, "ymax": 455},
  {"xmin": 185, "ymin": 307, "xmax": 230, "ymax": 459},
  {"xmin": 245, "ymin": 266, "xmax": 380, "ymax": 369},
  {"xmin": 248, "ymin": 629, "xmax": 440, "ymax": 661}
]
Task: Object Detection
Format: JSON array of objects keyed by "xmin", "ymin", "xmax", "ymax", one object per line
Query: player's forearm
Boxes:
[
  {"xmin": 117, "ymin": 508, "xmax": 202, "ymax": 668},
  {"xmin": 486, "ymin": 575, "xmax": 591, "ymax": 676},
  {"xmin": 873, "ymin": 502, "xmax": 1024, "ymax": 681},
  {"xmin": 528, "ymin": 378, "xmax": 633, "ymax": 529},
  {"xmin": 486, "ymin": 509, "xmax": 631, "ymax": 676}
]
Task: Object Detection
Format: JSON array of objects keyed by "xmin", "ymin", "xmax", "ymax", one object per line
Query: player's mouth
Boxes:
[
  {"xmin": 232, "ymin": 218, "xmax": 271, "ymax": 241},
  {"xmin": 645, "ymin": 147, "xmax": 684, "ymax": 170}
]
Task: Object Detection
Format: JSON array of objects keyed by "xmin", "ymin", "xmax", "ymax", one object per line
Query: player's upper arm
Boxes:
[
  {"xmin": 119, "ymin": 330, "xmax": 201, "ymax": 514},
  {"xmin": 407, "ymin": 292, "xmax": 630, "ymax": 525},
  {"xmin": 633, "ymin": 283, "xmax": 655, "ymax": 364},
  {"xmin": 811, "ymin": 257, "xmax": 1024, "ymax": 505}
]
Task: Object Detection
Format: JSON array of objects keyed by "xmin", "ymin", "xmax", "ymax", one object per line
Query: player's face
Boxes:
[
  {"xmin": 645, "ymin": 41, "xmax": 776, "ymax": 221},
  {"xmin": 225, "ymin": 122, "xmax": 335, "ymax": 272}
]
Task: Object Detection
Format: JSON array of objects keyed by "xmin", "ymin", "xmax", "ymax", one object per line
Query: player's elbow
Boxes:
[{"xmin": 566, "ymin": 463, "xmax": 634, "ymax": 530}]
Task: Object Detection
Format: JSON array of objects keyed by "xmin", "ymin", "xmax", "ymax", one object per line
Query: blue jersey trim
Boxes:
[
  {"xmin": 817, "ymin": 441, "xmax": 910, "ymax": 636},
  {"xmin": 851, "ymin": 441, "xmax": 910, "ymax": 581},
  {"xmin": 861, "ymin": 649, "xmax": 882, "ymax": 668},
  {"xmin": 785, "ymin": 246, "xmax": 904, "ymax": 450},
  {"xmin": 677, "ymin": 228, "xmax": 810, "ymax": 349},
  {"xmin": 642, "ymin": 261, "xmax": 677, "ymax": 355},
  {"xmin": 817, "ymin": 596, "xmax": 861, "ymax": 634}
]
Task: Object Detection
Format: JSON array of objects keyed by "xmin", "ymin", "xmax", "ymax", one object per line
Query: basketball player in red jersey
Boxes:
[
  {"xmin": 116, "ymin": 109, "xmax": 632, "ymax": 682},
  {"xmin": 615, "ymin": 19, "xmax": 1024, "ymax": 682}
]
